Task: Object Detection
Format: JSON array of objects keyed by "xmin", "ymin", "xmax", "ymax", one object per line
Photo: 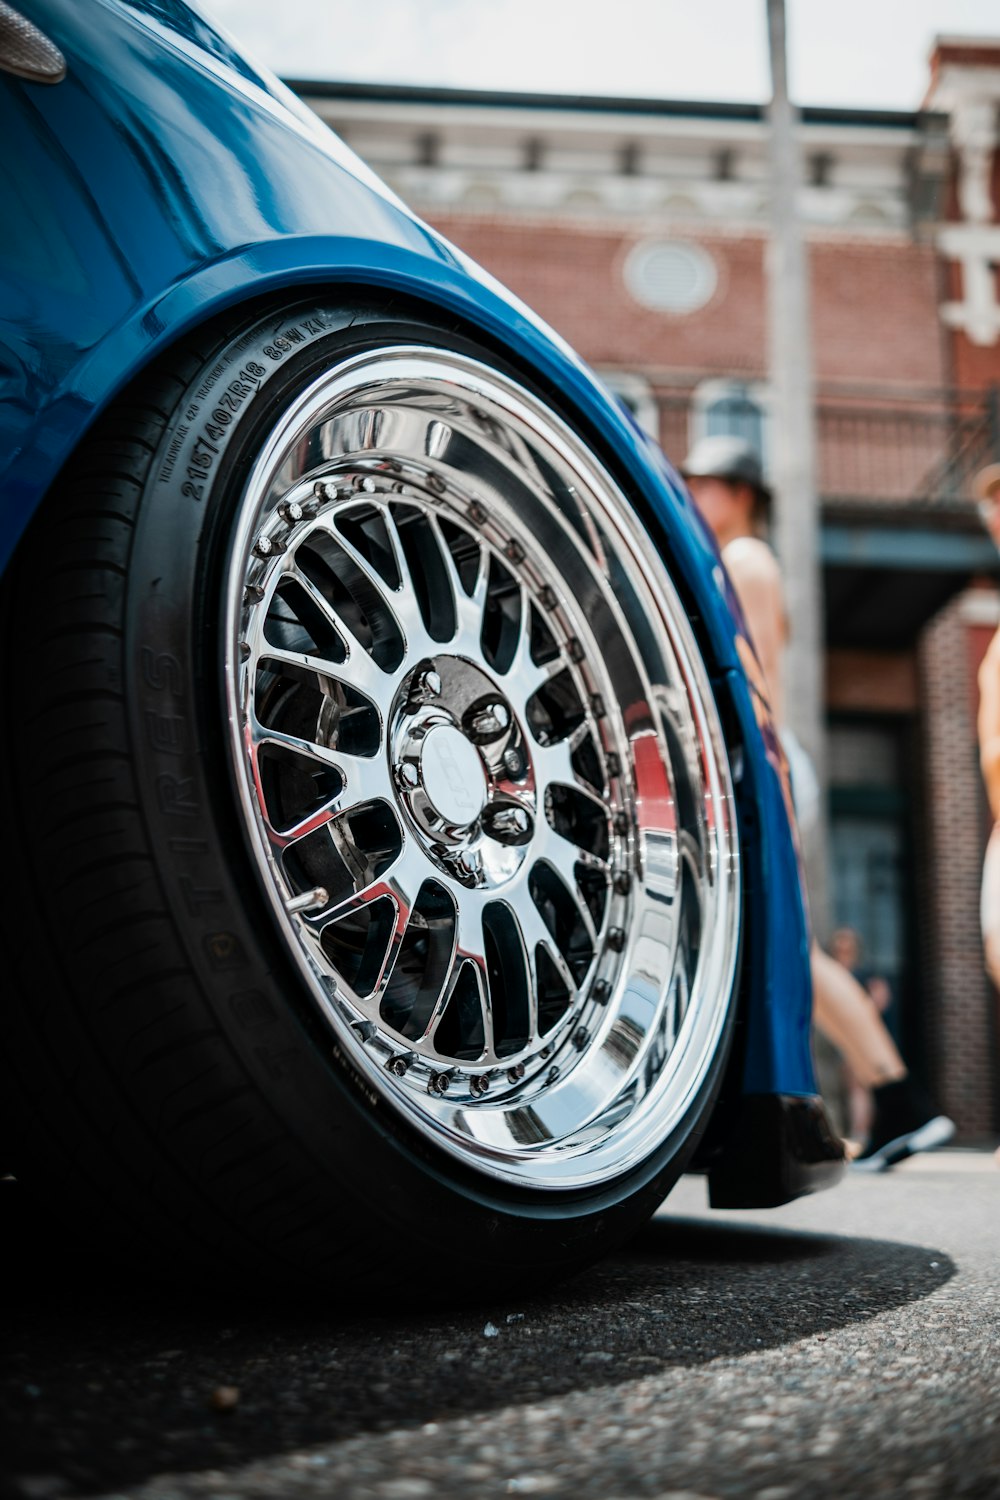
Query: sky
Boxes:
[{"xmin": 198, "ymin": 0, "xmax": 1000, "ymax": 110}]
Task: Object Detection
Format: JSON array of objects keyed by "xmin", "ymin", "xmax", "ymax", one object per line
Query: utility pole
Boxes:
[{"xmin": 765, "ymin": 0, "xmax": 830, "ymax": 937}]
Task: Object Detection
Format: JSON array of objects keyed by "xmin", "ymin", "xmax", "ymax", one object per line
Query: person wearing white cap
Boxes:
[
  {"xmin": 973, "ymin": 463, "xmax": 1000, "ymax": 992},
  {"xmin": 681, "ymin": 433, "xmax": 955, "ymax": 1170}
]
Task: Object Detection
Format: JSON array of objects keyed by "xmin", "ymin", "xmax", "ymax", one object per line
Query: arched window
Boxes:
[{"xmin": 691, "ymin": 379, "xmax": 769, "ymax": 466}]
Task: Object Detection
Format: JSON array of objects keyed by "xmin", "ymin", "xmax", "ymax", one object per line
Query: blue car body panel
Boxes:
[{"xmin": 1, "ymin": 0, "xmax": 816, "ymax": 1099}]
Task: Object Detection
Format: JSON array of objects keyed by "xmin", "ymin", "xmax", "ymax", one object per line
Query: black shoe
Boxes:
[{"xmin": 850, "ymin": 1076, "xmax": 956, "ymax": 1172}]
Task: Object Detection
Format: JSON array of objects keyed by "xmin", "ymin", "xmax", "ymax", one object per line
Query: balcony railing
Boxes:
[{"xmin": 656, "ymin": 386, "xmax": 1000, "ymax": 510}]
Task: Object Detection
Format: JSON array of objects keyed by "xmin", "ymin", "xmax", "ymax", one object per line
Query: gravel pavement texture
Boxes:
[{"xmin": 2, "ymin": 1148, "xmax": 998, "ymax": 1499}]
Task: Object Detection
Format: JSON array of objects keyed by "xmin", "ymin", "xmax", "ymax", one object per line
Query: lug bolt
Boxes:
[
  {"xmin": 361, "ymin": 476, "xmax": 377, "ymax": 493},
  {"xmin": 398, "ymin": 761, "xmax": 420, "ymax": 788},
  {"xmin": 592, "ymin": 979, "xmax": 611, "ymax": 1004},
  {"xmin": 614, "ymin": 871, "xmax": 632, "ymax": 896},
  {"xmin": 607, "ymin": 926, "xmax": 626, "ymax": 952},
  {"xmin": 606, "ymin": 752, "xmax": 622, "ymax": 778},
  {"xmin": 573, "ymin": 1027, "xmax": 589, "ymax": 1051},
  {"xmin": 386, "ymin": 1054, "xmax": 410, "ymax": 1076},
  {"xmin": 239, "ymin": 640, "xmax": 251, "ymax": 661},
  {"xmin": 504, "ymin": 539, "xmax": 526, "ymax": 564},
  {"xmin": 470, "ymin": 1075, "xmax": 491, "ymax": 1097},
  {"xmin": 468, "ymin": 500, "xmax": 487, "ymax": 526},
  {"xmin": 488, "ymin": 806, "xmax": 530, "ymax": 838},
  {"xmin": 416, "ymin": 668, "xmax": 442, "ymax": 699},
  {"xmin": 467, "ymin": 702, "xmax": 510, "ymax": 739},
  {"xmin": 590, "ymin": 693, "xmax": 607, "ymax": 720},
  {"xmin": 540, "ymin": 586, "xmax": 558, "ymax": 610},
  {"xmin": 278, "ymin": 499, "xmax": 303, "ymax": 523},
  {"xmin": 244, "ymin": 584, "xmax": 266, "ymax": 605},
  {"xmin": 253, "ymin": 534, "xmax": 274, "ymax": 558},
  {"xmin": 503, "ymin": 746, "xmax": 526, "ymax": 779},
  {"xmin": 546, "ymin": 1065, "xmax": 560, "ymax": 1085},
  {"xmin": 314, "ymin": 479, "xmax": 346, "ymax": 501},
  {"xmin": 614, "ymin": 812, "xmax": 629, "ymax": 835},
  {"xmin": 428, "ymin": 1071, "xmax": 452, "ymax": 1094},
  {"xmin": 352, "ymin": 1020, "xmax": 377, "ymax": 1043},
  {"xmin": 567, "ymin": 637, "xmax": 585, "ymax": 664},
  {"xmin": 506, "ymin": 1062, "xmax": 526, "ymax": 1083}
]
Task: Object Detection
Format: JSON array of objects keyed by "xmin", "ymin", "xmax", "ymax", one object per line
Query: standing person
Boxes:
[
  {"xmin": 973, "ymin": 464, "xmax": 1000, "ymax": 994},
  {"xmin": 680, "ymin": 433, "xmax": 955, "ymax": 1170}
]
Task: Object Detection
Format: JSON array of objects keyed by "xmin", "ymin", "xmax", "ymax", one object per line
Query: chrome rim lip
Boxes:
[{"xmin": 223, "ymin": 347, "xmax": 740, "ymax": 1191}]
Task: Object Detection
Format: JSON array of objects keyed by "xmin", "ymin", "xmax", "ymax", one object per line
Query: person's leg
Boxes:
[
  {"xmin": 809, "ymin": 941, "xmax": 955, "ymax": 1170},
  {"xmin": 843, "ymin": 1068, "xmax": 874, "ymax": 1146},
  {"xmin": 810, "ymin": 944, "xmax": 906, "ymax": 1088}
]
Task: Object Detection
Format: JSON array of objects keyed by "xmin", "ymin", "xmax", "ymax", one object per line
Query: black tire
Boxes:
[{"xmin": 0, "ymin": 297, "xmax": 741, "ymax": 1298}]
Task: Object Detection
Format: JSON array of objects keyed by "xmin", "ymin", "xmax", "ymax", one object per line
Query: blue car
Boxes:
[{"xmin": 0, "ymin": 0, "xmax": 842, "ymax": 1292}]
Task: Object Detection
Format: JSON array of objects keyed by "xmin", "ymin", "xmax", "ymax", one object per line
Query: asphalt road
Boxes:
[{"xmin": 3, "ymin": 1149, "xmax": 999, "ymax": 1500}]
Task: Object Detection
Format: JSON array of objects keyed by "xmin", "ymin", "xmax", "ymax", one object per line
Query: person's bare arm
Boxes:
[
  {"xmin": 978, "ymin": 625, "xmax": 1000, "ymax": 823},
  {"xmin": 721, "ymin": 536, "xmax": 787, "ymax": 723}
]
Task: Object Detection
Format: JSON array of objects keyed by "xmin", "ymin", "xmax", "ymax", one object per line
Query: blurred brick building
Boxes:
[{"xmin": 292, "ymin": 37, "xmax": 1000, "ymax": 1139}]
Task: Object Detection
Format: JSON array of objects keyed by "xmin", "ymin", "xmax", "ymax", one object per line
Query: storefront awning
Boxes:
[{"xmin": 821, "ymin": 506, "xmax": 999, "ymax": 650}]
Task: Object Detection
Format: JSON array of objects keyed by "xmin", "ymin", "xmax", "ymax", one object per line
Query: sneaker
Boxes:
[{"xmin": 850, "ymin": 1076, "xmax": 956, "ymax": 1172}]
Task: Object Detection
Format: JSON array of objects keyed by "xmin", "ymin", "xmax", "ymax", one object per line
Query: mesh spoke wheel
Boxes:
[{"xmin": 226, "ymin": 347, "xmax": 740, "ymax": 1190}]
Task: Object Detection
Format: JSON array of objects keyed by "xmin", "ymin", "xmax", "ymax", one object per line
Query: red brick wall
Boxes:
[
  {"xmin": 810, "ymin": 239, "xmax": 945, "ymax": 387},
  {"xmin": 429, "ymin": 214, "xmax": 946, "ymax": 389},
  {"xmin": 918, "ymin": 593, "xmax": 999, "ymax": 1137}
]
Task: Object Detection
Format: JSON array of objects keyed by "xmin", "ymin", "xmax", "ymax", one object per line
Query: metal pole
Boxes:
[{"xmin": 765, "ymin": 0, "xmax": 830, "ymax": 937}]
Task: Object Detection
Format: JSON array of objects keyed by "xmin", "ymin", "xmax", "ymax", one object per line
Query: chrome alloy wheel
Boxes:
[{"xmin": 225, "ymin": 348, "xmax": 740, "ymax": 1190}]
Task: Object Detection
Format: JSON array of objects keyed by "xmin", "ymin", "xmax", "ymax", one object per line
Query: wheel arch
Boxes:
[
  {"xmin": 11, "ymin": 262, "xmax": 816, "ymax": 1108},
  {"xmin": 5, "ymin": 239, "xmax": 739, "ymax": 678}
]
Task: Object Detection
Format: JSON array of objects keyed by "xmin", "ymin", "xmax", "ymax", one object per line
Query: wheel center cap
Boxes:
[{"xmin": 419, "ymin": 726, "xmax": 486, "ymax": 827}]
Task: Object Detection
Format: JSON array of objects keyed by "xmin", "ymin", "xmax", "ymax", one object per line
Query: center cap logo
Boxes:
[{"xmin": 420, "ymin": 726, "xmax": 487, "ymax": 827}]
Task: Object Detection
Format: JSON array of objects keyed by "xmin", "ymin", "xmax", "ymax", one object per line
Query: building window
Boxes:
[
  {"xmin": 597, "ymin": 372, "xmax": 659, "ymax": 440},
  {"xmin": 619, "ymin": 141, "xmax": 641, "ymax": 177},
  {"xmin": 690, "ymin": 378, "xmax": 769, "ymax": 465},
  {"xmin": 808, "ymin": 150, "xmax": 834, "ymax": 187},
  {"xmin": 714, "ymin": 148, "xmax": 736, "ymax": 183},
  {"xmin": 523, "ymin": 137, "xmax": 545, "ymax": 172},
  {"xmin": 414, "ymin": 132, "xmax": 439, "ymax": 168}
]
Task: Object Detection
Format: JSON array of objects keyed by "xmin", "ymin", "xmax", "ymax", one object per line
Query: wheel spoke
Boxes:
[
  {"xmin": 249, "ymin": 724, "xmax": 392, "ymax": 825},
  {"xmin": 375, "ymin": 506, "xmax": 440, "ymax": 660},
  {"xmin": 515, "ymin": 896, "xmax": 579, "ymax": 1008},
  {"xmin": 419, "ymin": 898, "xmax": 502, "ymax": 1060},
  {"xmin": 323, "ymin": 507, "xmax": 401, "ymax": 595},
  {"xmin": 512, "ymin": 648, "xmax": 566, "ymax": 706},
  {"xmin": 429, "ymin": 514, "xmax": 489, "ymax": 646},
  {"xmin": 533, "ymin": 730, "xmax": 608, "ymax": 810},
  {"xmin": 316, "ymin": 844, "xmax": 426, "ymax": 998},
  {"xmin": 537, "ymin": 816, "xmax": 609, "ymax": 885},
  {"xmin": 545, "ymin": 855, "xmax": 599, "ymax": 951},
  {"xmin": 284, "ymin": 563, "xmax": 397, "ymax": 704},
  {"xmin": 428, "ymin": 954, "xmax": 492, "ymax": 1062}
]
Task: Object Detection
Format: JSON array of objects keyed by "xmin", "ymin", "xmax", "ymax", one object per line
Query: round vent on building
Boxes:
[{"xmin": 623, "ymin": 239, "xmax": 717, "ymax": 314}]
